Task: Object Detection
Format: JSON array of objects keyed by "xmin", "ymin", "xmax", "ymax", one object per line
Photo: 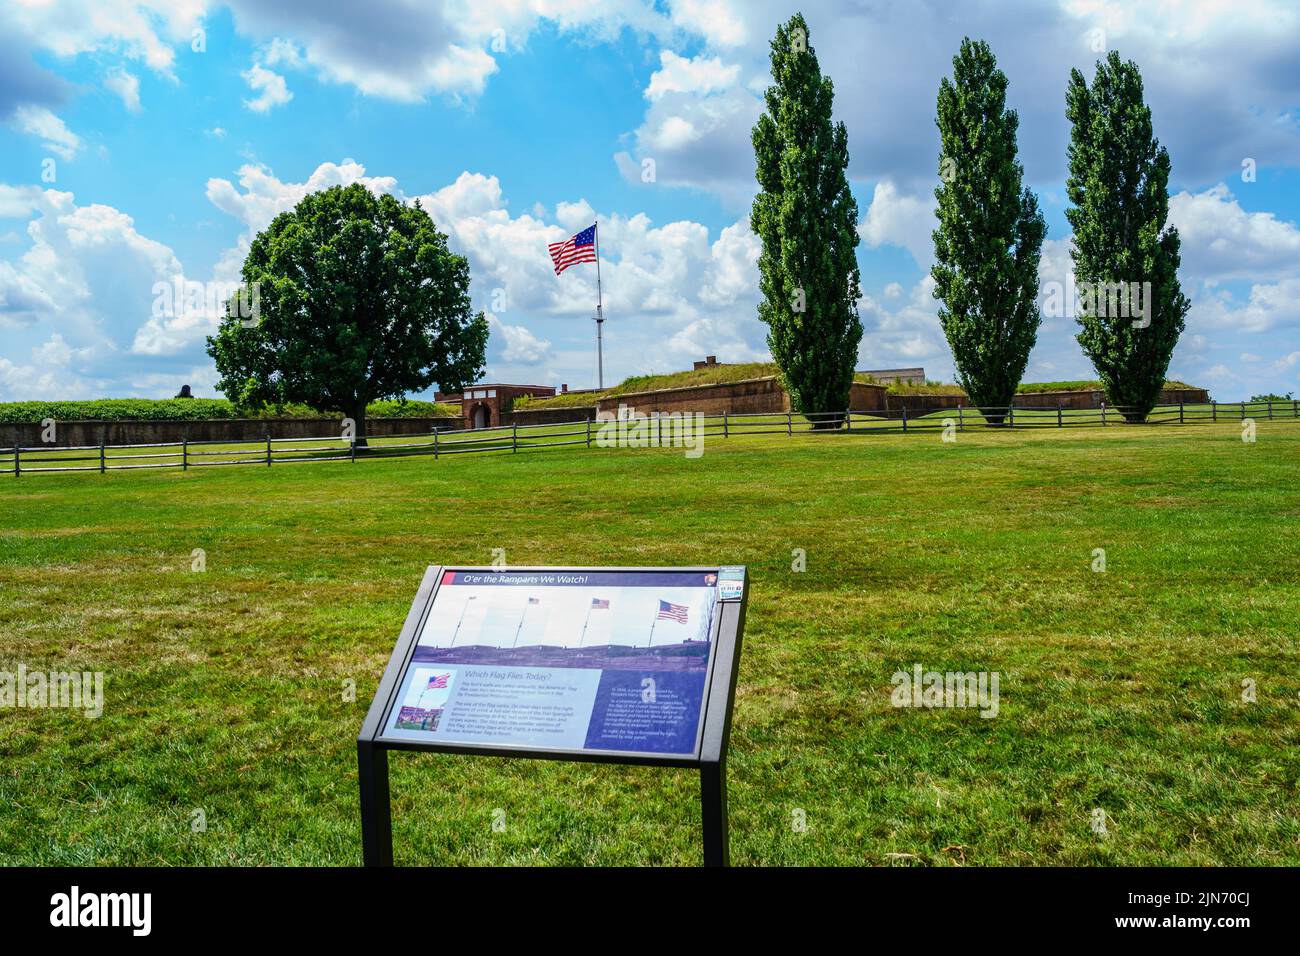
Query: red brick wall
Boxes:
[
  {"xmin": 597, "ymin": 377, "xmax": 889, "ymax": 417},
  {"xmin": 503, "ymin": 376, "xmax": 1209, "ymax": 425},
  {"xmin": 506, "ymin": 407, "xmax": 597, "ymax": 426},
  {"xmin": 1, "ymin": 417, "xmax": 462, "ymax": 448},
  {"xmin": 883, "ymin": 393, "xmax": 966, "ymax": 417},
  {"xmin": 875, "ymin": 387, "xmax": 1211, "ymax": 415},
  {"xmin": 851, "ymin": 382, "xmax": 889, "ymax": 411},
  {"xmin": 598, "ymin": 377, "xmax": 790, "ymax": 416},
  {"xmin": 1012, "ymin": 387, "xmax": 1209, "ymax": 409}
]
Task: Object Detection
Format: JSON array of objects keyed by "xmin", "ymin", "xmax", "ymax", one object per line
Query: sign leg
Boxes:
[
  {"xmin": 358, "ymin": 741, "xmax": 393, "ymax": 867},
  {"xmin": 700, "ymin": 760, "xmax": 729, "ymax": 867}
]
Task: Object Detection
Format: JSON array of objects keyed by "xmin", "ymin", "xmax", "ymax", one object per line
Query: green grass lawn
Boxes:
[{"xmin": 2, "ymin": 422, "xmax": 1298, "ymax": 866}]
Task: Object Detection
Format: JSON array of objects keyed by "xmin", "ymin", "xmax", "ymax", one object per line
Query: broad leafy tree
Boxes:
[
  {"xmin": 751, "ymin": 12, "xmax": 861, "ymax": 427},
  {"xmin": 932, "ymin": 38, "xmax": 1046, "ymax": 425},
  {"xmin": 207, "ymin": 183, "xmax": 487, "ymax": 444},
  {"xmin": 1066, "ymin": 51, "xmax": 1188, "ymax": 422}
]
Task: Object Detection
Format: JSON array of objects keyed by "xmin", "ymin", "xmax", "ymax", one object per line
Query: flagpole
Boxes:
[
  {"xmin": 416, "ymin": 672, "xmax": 439, "ymax": 712},
  {"xmin": 594, "ymin": 220, "xmax": 604, "ymax": 389},
  {"xmin": 513, "ymin": 600, "xmax": 532, "ymax": 648},
  {"xmin": 647, "ymin": 611, "xmax": 658, "ymax": 649},
  {"xmin": 579, "ymin": 603, "xmax": 593, "ymax": 647},
  {"xmin": 450, "ymin": 596, "xmax": 474, "ymax": 647}
]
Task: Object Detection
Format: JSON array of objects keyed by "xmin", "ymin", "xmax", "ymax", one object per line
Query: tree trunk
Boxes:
[
  {"xmin": 810, "ymin": 412, "xmax": 845, "ymax": 430},
  {"xmin": 348, "ymin": 403, "xmax": 369, "ymax": 448}
]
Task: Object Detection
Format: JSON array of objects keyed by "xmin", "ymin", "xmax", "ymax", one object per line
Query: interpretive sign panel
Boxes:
[
  {"xmin": 377, "ymin": 568, "xmax": 722, "ymax": 757},
  {"xmin": 358, "ymin": 565, "xmax": 747, "ymax": 865}
]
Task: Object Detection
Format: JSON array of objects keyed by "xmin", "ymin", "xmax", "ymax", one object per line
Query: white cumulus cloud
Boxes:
[
  {"xmin": 104, "ymin": 66, "xmax": 142, "ymax": 112},
  {"xmin": 11, "ymin": 106, "xmax": 82, "ymax": 159},
  {"xmin": 1170, "ymin": 183, "xmax": 1300, "ymax": 284},
  {"xmin": 859, "ymin": 181, "xmax": 936, "ymax": 269},
  {"xmin": 242, "ymin": 63, "xmax": 293, "ymax": 113},
  {"xmin": 488, "ymin": 313, "xmax": 551, "ymax": 365}
]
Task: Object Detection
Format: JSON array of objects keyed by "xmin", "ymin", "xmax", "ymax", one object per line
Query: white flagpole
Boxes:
[
  {"xmin": 594, "ymin": 221, "xmax": 604, "ymax": 389},
  {"xmin": 513, "ymin": 600, "xmax": 532, "ymax": 648},
  {"xmin": 449, "ymin": 596, "xmax": 475, "ymax": 647}
]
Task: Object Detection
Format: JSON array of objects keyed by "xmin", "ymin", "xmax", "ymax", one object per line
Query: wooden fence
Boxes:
[{"xmin": 3, "ymin": 399, "xmax": 1296, "ymax": 476}]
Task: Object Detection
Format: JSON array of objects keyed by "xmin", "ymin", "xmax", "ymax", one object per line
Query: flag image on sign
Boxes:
[
  {"xmin": 548, "ymin": 224, "xmax": 598, "ymax": 275},
  {"xmin": 657, "ymin": 600, "xmax": 689, "ymax": 624},
  {"xmin": 426, "ymin": 673, "xmax": 450, "ymax": 690},
  {"xmin": 591, "ymin": 598, "xmax": 610, "ymax": 609}
]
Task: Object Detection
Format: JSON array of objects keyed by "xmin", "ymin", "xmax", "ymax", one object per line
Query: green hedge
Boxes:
[
  {"xmin": 516, "ymin": 362, "xmax": 781, "ymax": 410},
  {"xmin": 885, "ymin": 381, "xmax": 966, "ymax": 396},
  {"xmin": 886, "ymin": 379, "xmax": 1200, "ymax": 397},
  {"xmin": 0, "ymin": 398, "xmax": 459, "ymax": 423},
  {"xmin": 513, "ymin": 391, "xmax": 604, "ymax": 410},
  {"xmin": 363, "ymin": 400, "xmax": 460, "ymax": 419},
  {"xmin": 1014, "ymin": 379, "xmax": 1194, "ymax": 394}
]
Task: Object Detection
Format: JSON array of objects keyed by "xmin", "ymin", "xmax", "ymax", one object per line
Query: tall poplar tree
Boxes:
[
  {"xmin": 931, "ymin": 38, "xmax": 1045, "ymax": 425},
  {"xmin": 1066, "ymin": 51, "xmax": 1189, "ymax": 422},
  {"xmin": 751, "ymin": 13, "xmax": 861, "ymax": 426}
]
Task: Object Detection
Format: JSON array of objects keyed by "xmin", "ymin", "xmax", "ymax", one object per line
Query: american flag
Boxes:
[
  {"xmin": 657, "ymin": 600, "xmax": 688, "ymax": 624},
  {"xmin": 591, "ymin": 598, "xmax": 609, "ymax": 609},
  {"xmin": 528, "ymin": 597, "xmax": 540, "ymax": 605},
  {"xmin": 426, "ymin": 673, "xmax": 450, "ymax": 690},
  {"xmin": 548, "ymin": 224, "xmax": 597, "ymax": 275}
]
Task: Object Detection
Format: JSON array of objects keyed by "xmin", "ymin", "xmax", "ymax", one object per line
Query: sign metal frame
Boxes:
[{"xmin": 358, "ymin": 565, "xmax": 747, "ymax": 866}]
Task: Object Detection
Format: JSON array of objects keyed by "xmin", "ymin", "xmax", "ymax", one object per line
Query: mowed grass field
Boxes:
[{"xmin": 2, "ymin": 421, "xmax": 1298, "ymax": 866}]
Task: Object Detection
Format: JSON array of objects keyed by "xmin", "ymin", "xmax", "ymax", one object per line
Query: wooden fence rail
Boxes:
[{"xmin": 3, "ymin": 400, "xmax": 1296, "ymax": 476}]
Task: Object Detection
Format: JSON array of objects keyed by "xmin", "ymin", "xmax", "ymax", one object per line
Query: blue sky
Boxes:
[{"xmin": 2, "ymin": 1, "xmax": 1299, "ymax": 403}]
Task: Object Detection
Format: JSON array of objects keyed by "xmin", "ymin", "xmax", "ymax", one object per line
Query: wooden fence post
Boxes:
[
  {"xmin": 1212, "ymin": 401, "xmax": 1216, "ymax": 423},
  {"xmin": 266, "ymin": 434, "xmax": 272, "ymax": 466},
  {"xmin": 512, "ymin": 423, "xmax": 517, "ymax": 453},
  {"xmin": 1009, "ymin": 405, "xmax": 1015, "ymax": 428},
  {"xmin": 1267, "ymin": 401, "xmax": 1273, "ymax": 420},
  {"xmin": 182, "ymin": 438, "xmax": 188, "ymax": 471},
  {"xmin": 1179, "ymin": 400, "xmax": 1185, "ymax": 424},
  {"xmin": 787, "ymin": 411, "xmax": 792, "ymax": 435},
  {"xmin": 1102, "ymin": 403, "xmax": 1107, "ymax": 426},
  {"xmin": 958, "ymin": 406, "xmax": 963, "ymax": 431},
  {"xmin": 901, "ymin": 406, "xmax": 908, "ymax": 433},
  {"xmin": 723, "ymin": 411, "xmax": 729, "ymax": 438},
  {"xmin": 100, "ymin": 441, "xmax": 106, "ymax": 474},
  {"xmin": 13, "ymin": 445, "xmax": 19, "ymax": 477},
  {"xmin": 350, "ymin": 439, "xmax": 356, "ymax": 464},
  {"xmin": 585, "ymin": 418, "xmax": 591, "ymax": 448},
  {"xmin": 1057, "ymin": 404, "xmax": 1063, "ymax": 428},
  {"xmin": 434, "ymin": 428, "xmax": 439, "ymax": 459}
]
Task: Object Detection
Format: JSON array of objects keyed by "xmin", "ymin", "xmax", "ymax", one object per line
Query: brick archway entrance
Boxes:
[{"xmin": 435, "ymin": 384, "xmax": 560, "ymax": 429}]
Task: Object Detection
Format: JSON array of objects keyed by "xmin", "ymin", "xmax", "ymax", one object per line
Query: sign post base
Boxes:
[
  {"xmin": 700, "ymin": 759, "xmax": 729, "ymax": 866},
  {"xmin": 357, "ymin": 740, "xmax": 393, "ymax": 867}
]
